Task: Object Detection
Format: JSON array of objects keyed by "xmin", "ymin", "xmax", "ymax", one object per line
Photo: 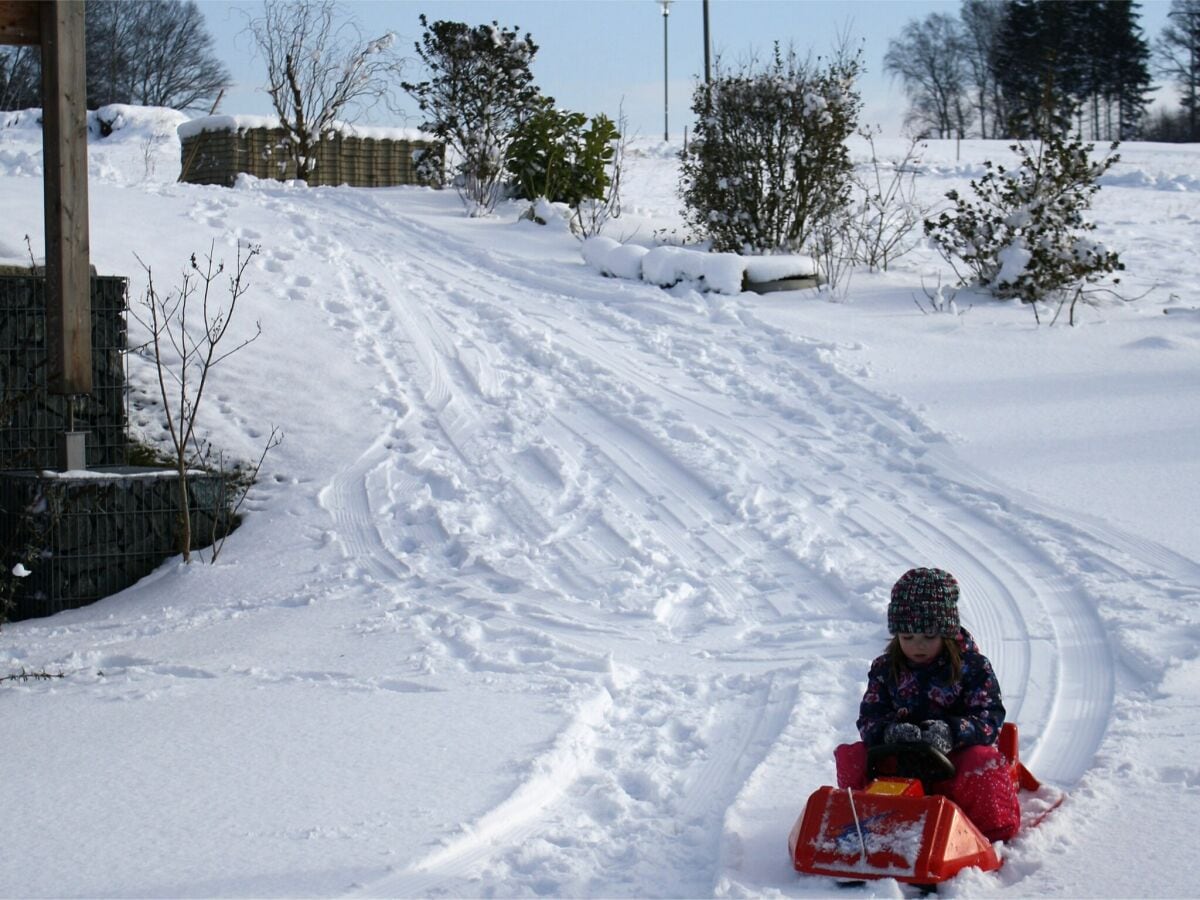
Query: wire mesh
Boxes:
[
  {"xmin": 0, "ymin": 468, "xmax": 230, "ymax": 619},
  {"xmin": 0, "ymin": 274, "xmax": 128, "ymax": 470}
]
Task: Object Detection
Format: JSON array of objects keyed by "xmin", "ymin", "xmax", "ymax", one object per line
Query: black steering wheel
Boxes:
[{"xmin": 867, "ymin": 741, "xmax": 956, "ymax": 790}]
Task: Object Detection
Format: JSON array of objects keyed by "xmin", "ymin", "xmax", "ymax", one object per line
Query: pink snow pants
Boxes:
[{"xmin": 834, "ymin": 741, "xmax": 1020, "ymax": 842}]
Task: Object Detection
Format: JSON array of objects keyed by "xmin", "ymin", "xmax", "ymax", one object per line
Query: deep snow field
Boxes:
[{"xmin": 1, "ymin": 106, "xmax": 1199, "ymax": 899}]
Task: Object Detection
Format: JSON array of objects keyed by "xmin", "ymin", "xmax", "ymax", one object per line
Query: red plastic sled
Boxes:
[{"xmin": 788, "ymin": 723, "xmax": 1045, "ymax": 885}]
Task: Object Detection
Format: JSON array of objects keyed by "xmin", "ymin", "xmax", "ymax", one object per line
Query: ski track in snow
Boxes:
[
  {"xmin": 3, "ymin": 115, "xmax": 1200, "ymax": 899},
  {"xmin": 184, "ymin": 185, "xmax": 1200, "ymax": 896}
]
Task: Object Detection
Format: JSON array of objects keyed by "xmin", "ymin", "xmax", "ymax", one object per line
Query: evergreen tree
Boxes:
[
  {"xmin": 1103, "ymin": 2, "xmax": 1154, "ymax": 139},
  {"xmin": 679, "ymin": 45, "xmax": 863, "ymax": 254},
  {"xmin": 995, "ymin": 0, "xmax": 1090, "ymax": 137},
  {"xmin": 924, "ymin": 133, "xmax": 1123, "ymax": 317}
]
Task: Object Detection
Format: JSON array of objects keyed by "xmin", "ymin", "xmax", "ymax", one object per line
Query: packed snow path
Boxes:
[
  {"xmin": 4, "ymin": 122, "xmax": 1200, "ymax": 897},
  {"xmin": 192, "ymin": 184, "xmax": 1162, "ymax": 896}
]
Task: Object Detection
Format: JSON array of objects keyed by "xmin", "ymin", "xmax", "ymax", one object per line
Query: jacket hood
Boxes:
[{"xmin": 956, "ymin": 627, "xmax": 981, "ymax": 656}]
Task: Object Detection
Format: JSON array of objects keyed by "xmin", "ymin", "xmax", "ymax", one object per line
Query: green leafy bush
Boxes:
[{"xmin": 507, "ymin": 99, "xmax": 619, "ymax": 208}]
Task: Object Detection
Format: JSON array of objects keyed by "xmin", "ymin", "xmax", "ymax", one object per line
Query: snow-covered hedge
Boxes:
[{"xmin": 581, "ymin": 236, "xmax": 819, "ymax": 295}]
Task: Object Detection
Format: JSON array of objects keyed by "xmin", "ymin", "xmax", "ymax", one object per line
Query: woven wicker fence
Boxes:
[{"xmin": 179, "ymin": 124, "xmax": 440, "ymax": 188}]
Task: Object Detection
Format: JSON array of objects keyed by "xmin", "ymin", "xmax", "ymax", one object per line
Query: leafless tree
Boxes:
[
  {"xmin": 884, "ymin": 12, "xmax": 973, "ymax": 138},
  {"xmin": 0, "ymin": 47, "xmax": 40, "ymax": 111},
  {"xmin": 127, "ymin": 1, "xmax": 232, "ymax": 110},
  {"xmin": 247, "ymin": 0, "xmax": 404, "ymax": 183},
  {"xmin": 85, "ymin": 1, "xmax": 230, "ymax": 111},
  {"xmin": 132, "ymin": 244, "xmax": 265, "ymax": 563},
  {"xmin": 846, "ymin": 129, "xmax": 930, "ymax": 271},
  {"xmin": 960, "ymin": 0, "xmax": 1008, "ymax": 139},
  {"xmin": 1156, "ymin": 0, "xmax": 1200, "ymax": 140}
]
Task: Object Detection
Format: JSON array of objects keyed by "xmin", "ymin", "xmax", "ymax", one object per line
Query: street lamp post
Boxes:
[{"xmin": 660, "ymin": 0, "xmax": 671, "ymax": 141}]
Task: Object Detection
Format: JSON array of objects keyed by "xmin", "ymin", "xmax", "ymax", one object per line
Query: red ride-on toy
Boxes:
[{"xmin": 788, "ymin": 723, "xmax": 1045, "ymax": 886}]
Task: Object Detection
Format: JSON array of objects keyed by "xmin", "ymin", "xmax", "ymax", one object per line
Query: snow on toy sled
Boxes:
[{"xmin": 788, "ymin": 724, "xmax": 1049, "ymax": 886}]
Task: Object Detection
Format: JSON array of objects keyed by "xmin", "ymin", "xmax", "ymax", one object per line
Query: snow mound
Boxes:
[
  {"xmin": 1, "ymin": 104, "xmax": 187, "ymax": 184},
  {"xmin": 1100, "ymin": 169, "xmax": 1200, "ymax": 191}
]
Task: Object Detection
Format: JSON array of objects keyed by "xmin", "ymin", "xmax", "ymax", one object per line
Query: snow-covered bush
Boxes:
[
  {"xmin": 403, "ymin": 17, "xmax": 542, "ymax": 216},
  {"xmin": 924, "ymin": 134, "xmax": 1124, "ymax": 311},
  {"xmin": 679, "ymin": 44, "xmax": 863, "ymax": 255}
]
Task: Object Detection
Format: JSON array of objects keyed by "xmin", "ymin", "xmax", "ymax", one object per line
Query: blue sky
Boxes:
[{"xmin": 198, "ymin": 0, "xmax": 1176, "ymax": 138}]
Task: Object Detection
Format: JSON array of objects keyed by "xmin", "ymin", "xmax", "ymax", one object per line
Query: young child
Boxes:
[{"xmin": 834, "ymin": 567, "xmax": 1021, "ymax": 842}]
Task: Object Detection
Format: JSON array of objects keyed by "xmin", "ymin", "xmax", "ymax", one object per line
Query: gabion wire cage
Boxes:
[
  {"xmin": 0, "ymin": 270, "xmax": 243, "ymax": 621},
  {"xmin": 0, "ymin": 274, "xmax": 128, "ymax": 470},
  {"xmin": 0, "ymin": 468, "xmax": 231, "ymax": 620}
]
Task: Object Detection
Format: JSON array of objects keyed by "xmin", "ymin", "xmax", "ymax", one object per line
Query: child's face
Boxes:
[{"xmin": 897, "ymin": 633, "xmax": 943, "ymax": 665}]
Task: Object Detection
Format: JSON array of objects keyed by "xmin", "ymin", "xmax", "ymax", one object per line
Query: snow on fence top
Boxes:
[{"xmin": 177, "ymin": 115, "xmax": 434, "ymax": 143}]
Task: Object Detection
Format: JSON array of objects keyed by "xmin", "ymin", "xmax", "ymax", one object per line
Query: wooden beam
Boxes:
[
  {"xmin": 0, "ymin": 0, "xmax": 41, "ymax": 45},
  {"xmin": 40, "ymin": 0, "xmax": 91, "ymax": 395}
]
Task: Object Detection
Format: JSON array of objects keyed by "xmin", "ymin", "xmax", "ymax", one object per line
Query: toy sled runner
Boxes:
[{"xmin": 789, "ymin": 724, "xmax": 1058, "ymax": 886}]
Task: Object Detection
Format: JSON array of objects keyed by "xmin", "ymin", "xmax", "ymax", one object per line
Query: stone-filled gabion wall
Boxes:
[
  {"xmin": 0, "ymin": 271, "xmax": 242, "ymax": 621},
  {"xmin": 0, "ymin": 273, "xmax": 128, "ymax": 469},
  {"xmin": 0, "ymin": 468, "xmax": 230, "ymax": 620}
]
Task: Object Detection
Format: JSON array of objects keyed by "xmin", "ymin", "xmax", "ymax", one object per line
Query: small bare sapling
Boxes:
[{"xmin": 131, "ymin": 242, "xmax": 278, "ymax": 562}]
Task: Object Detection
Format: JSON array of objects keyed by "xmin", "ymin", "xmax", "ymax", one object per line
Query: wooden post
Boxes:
[
  {"xmin": 0, "ymin": 0, "xmax": 40, "ymax": 44},
  {"xmin": 39, "ymin": 0, "xmax": 91, "ymax": 396}
]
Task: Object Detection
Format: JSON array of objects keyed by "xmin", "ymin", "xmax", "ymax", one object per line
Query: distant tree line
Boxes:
[
  {"xmin": 0, "ymin": 0, "xmax": 230, "ymax": 113},
  {"xmin": 1151, "ymin": 0, "xmax": 1200, "ymax": 140},
  {"xmin": 886, "ymin": 0, "xmax": 1200, "ymax": 141}
]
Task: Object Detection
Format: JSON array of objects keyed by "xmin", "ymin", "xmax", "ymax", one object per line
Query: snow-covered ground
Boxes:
[{"xmin": 1, "ymin": 107, "xmax": 1198, "ymax": 898}]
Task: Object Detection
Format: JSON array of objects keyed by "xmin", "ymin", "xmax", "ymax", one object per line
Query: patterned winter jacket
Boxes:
[{"xmin": 856, "ymin": 628, "xmax": 1005, "ymax": 749}]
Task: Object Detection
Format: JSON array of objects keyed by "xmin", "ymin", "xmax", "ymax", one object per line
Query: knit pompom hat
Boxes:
[{"xmin": 888, "ymin": 567, "xmax": 960, "ymax": 636}]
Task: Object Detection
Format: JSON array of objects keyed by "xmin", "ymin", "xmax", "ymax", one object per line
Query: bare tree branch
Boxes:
[
  {"xmin": 248, "ymin": 0, "xmax": 404, "ymax": 182},
  {"xmin": 130, "ymin": 243, "xmax": 264, "ymax": 562}
]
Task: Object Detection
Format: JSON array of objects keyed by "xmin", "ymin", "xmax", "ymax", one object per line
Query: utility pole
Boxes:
[
  {"xmin": 703, "ymin": 0, "xmax": 711, "ymax": 87},
  {"xmin": 660, "ymin": 0, "xmax": 671, "ymax": 141}
]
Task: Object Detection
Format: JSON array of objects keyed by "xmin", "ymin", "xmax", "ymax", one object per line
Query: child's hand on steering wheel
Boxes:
[
  {"xmin": 883, "ymin": 721, "xmax": 923, "ymax": 743},
  {"xmin": 920, "ymin": 719, "xmax": 953, "ymax": 753}
]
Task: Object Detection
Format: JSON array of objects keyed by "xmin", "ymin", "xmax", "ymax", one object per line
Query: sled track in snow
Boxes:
[
  {"xmin": 245, "ymin": 188, "xmax": 1199, "ymax": 892},
  {"xmin": 354, "ymin": 675, "xmax": 800, "ymax": 898}
]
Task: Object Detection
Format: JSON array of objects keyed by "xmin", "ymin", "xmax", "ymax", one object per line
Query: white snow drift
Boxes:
[{"xmin": 0, "ymin": 107, "xmax": 1198, "ymax": 898}]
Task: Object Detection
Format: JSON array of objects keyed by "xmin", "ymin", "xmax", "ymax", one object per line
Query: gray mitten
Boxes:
[
  {"xmin": 883, "ymin": 721, "xmax": 922, "ymax": 744},
  {"xmin": 920, "ymin": 719, "xmax": 953, "ymax": 754}
]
